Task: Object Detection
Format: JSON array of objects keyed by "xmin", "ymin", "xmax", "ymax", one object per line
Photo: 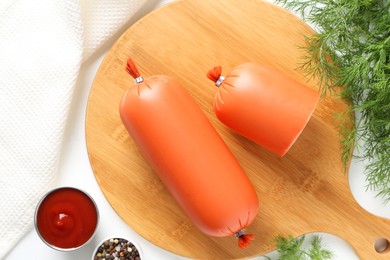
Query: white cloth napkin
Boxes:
[{"xmin": 0, "ymin": 0, "xmax": 147, "ymax": 257}]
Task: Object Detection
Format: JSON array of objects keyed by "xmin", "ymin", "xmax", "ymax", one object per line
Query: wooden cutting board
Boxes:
[{"xmin": 85, "ymin": 0, "xmax": 390, "ymax": 258}]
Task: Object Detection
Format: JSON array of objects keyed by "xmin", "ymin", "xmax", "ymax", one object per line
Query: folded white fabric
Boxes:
[{"xmin": 0, "ymin": 0, "xmax": 147, "ymax": 257}]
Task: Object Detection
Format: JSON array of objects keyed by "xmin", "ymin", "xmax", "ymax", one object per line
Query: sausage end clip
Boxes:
[
  {"xmin": 126, "ymin": 58, "xmax": 143, "ymax": 84},
  {"xmin": 234, "ymin": 229, "xmax": 255, "ymax": 249}
]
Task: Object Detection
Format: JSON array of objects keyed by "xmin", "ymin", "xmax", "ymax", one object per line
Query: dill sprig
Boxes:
[
  {"xmin": 275, "ymin": 0, "xmax": 390, "ymax": 202},
  {"xmin": 264, "ymin": 235, "xmax": 333, "ymax": 260}
]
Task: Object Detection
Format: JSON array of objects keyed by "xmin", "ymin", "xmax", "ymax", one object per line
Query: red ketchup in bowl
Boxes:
[{"xmin": 35, "ymin": 187, "xmax": 99, "ymax": 250}]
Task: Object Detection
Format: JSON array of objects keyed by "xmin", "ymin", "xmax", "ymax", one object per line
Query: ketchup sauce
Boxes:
[{"xmin": 35, "ymin": 187, "xmax": 98, "ymax": 249}]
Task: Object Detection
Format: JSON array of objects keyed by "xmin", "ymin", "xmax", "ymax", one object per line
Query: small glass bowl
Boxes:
[{"xmin": 92, "ymin": 237, "xmax": 143, "ymax": 260}]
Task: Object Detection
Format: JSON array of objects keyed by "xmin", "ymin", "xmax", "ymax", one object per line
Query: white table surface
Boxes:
[{"xmin": 5, "ymin": 0, "xmax": 390, "ymax": 259}]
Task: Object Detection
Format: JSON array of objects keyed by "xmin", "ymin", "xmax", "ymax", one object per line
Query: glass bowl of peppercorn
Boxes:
[{"xmin": 92, "ymin": 237, "xmax": 142, "ymax": 260}]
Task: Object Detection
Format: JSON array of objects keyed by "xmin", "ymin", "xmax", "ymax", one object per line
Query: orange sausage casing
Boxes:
[
  {"xmin": 207, "ymin": 63, "xmax": 320, "ymax": 156},
  {"xmin": 119, "ymin": 59, "xmax": 259, "ymax": 248}
]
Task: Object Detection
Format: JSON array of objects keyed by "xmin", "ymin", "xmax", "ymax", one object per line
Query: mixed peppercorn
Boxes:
[{"xmin": 93, "ymin": 238, "xmax": 141, "ymax": 260}]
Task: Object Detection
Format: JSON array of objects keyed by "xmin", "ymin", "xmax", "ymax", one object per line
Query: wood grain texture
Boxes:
[{"xmin": 85, "ymin": 0, "xmax": 390, "ymax": 259}]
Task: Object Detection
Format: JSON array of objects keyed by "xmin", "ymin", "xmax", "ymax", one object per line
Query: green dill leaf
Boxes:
[
  {"xmin": 265, "ymin": 235, "xmax": 333, "ymax": 260},
  {"xmin": 308, "ymin": 235, "xmax": 333, "ymax": 260},
  {"xmin": 276, "ymin": 0, "xmax": 390, "ymax": 202},
  {"xmin": 275, "ymin": 235, "xmax": 306, "ymax": 260}
]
